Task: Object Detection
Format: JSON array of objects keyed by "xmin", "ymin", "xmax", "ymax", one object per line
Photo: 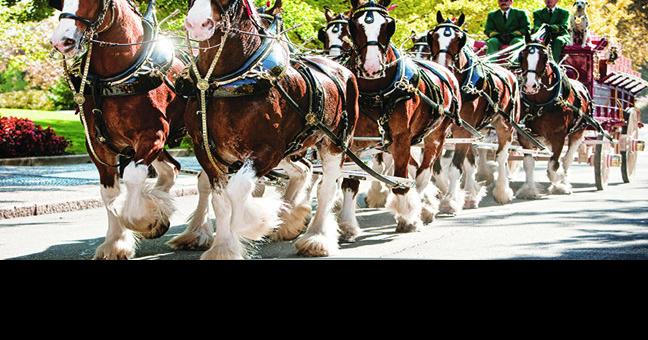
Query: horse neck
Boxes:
[
  {"xmin": 197, "ymin": 16, "xmax": 262, "ymax": 77},
  {"xmin": 527, "ymin": 63, "xmax": 558, "ymax": 103},
  {"xmin": 90, "ymin": 0, "xmax": 144, "ymax": 77},
  {"xmin": 455, "ymin": 49, "xmax": 468, "ymax": 81},
  {"xmin": 356, "ymin": 47, "xmax": 398, "ymax": 92}
]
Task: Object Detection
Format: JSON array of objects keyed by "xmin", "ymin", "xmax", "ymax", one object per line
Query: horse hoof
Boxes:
[
  {"xmin": 271, "ymin": 204, "xmax": 311, "ymax": 241},
  {"xmin": 140, "ymin": 219, "xmax": 170, "ymax": 239},
  {"xmin": 94, "ymin": 239, "xmax": 136, "ymax": 260},
  {"xmin": 200, "ymin": 245, "xmax": 244, "ymax": 260},
  {"xmin": 339, "ymin": 221, "xmax": 361, "ymax": 242},
  {"xmin": 295, "ymin": 233, "xmax": 339, "ymax": 257},
  {"xmin": 395, "ymin": 220, "xmax": 420, "ymax": 233},
  {"xmin": 421, "ymin": 205, "xmax": 436, "ymax": 224},
  {"xmin": 464, "ymin": 199, "xmax": 479, "ymax": 209},
  {"xmin": 167, "ymin": 227, "xmax": 213, "ymax": 250}
]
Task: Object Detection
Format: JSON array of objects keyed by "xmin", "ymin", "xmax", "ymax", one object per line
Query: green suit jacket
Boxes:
[
  {"xmin": 484, "ymin": 8, "xmax": 531, "ymax": 40},
  {"xmin": 533, "ymin": 7, "xmax": 570, "ymax": 42}
]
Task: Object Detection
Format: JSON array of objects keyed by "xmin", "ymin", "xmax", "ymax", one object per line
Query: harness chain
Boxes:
[{"xmin": 185, "ymin": 30, "xmax": 229, "ymax": 173}]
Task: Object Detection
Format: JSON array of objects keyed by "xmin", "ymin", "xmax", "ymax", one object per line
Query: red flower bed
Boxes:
[{"xmin": 0, "ymin": 116, "xmax": 69, "ymax": 158}]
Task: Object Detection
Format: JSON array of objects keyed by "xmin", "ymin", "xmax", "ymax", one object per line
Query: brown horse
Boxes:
[
  {"xmin": 428, "ymin": 12, "xmax": 520, "ymax": 212},
  {"xmin": 516, "ymin": 34, "xmax": 592, "ymax": 197},
  {"xmin": 335, "ymin": 0, "xmax": 460, "ymax": 234},
  {"xmin": 318, "ymin": 8, "xmax": 353, "ymax": 59},
  {"xmin": 409, "ymin": 33, "xmax": 431, "ymax": 60},
  {"xmin": 183, "ymin": 0, "xmax": 358, "ymax": 258},
  {"xmin": 49, "ymin": 0, "xmax": 187, "ymax": 259}
]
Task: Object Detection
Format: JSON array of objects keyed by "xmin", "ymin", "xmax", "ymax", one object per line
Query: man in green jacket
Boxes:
[
  {"xmin": 484, "ymin": 0, "xmax": 531, "ymax": 55},
  {"xmin": 533, "ymin": 0, "xmax": 571, "ymax": 62}
]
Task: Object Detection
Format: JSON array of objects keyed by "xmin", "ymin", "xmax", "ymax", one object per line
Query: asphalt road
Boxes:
[{"xmin": 1, "ymin": 136, "xmax": 647, "ymax": 260}]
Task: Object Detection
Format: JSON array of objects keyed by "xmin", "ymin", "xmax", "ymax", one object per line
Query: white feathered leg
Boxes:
[
  {"xmin": 515, "ymin": 154, "xmax": 541, "ymax": 199},
  {"xmin": 463, "ymin": 158, "xmax": 487, "ymax": 209},
  {"xmin": 493, "ymin": 143, "xmax": 514, "ymax": 204},
  {"xmin": 271, "ymin": 159, "xmax": 312, "ymax": 241},
  {"xmin": 295, "ymin": 150, "xmax": 343, "ymax": 257},
  {"xmin": 94, "ymin": 180, "xmax": 137, "ymax": 260},
  {"xmin": 168, "ymin": 170, "xmax": 214, "ymax": 250},
  {"xmin": 201, "ymin": 161, "xmax": 283, "ymax": 260},
  {"xmin": 365, "ymin": 153, "xmax": 391, "ymax": 208},
  {"xmin": 439, "ymin": 163, "xmax": 464, "ymax": 215},
  {"xmin": 416, "ymin": 167, "xmax": 439, "ymax": 224},
  {"xmin": 116, "ymin": 161, "xmax": 174, "ymax": 239}
]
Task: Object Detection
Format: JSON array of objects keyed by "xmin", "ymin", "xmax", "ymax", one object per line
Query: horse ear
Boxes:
[
  {"xmin": 348, "ymin": 19, "xmax": 357, "ymax": 40},
  {"xmin": 49, "ymin": 0, "xmax": 63, "ymax": 10},
  {"xmin": 525, "ymin": 32, "xmax": 532, "ymax": 44},
  {"xmin": 318, "ymin": 27, "xmax": 327, "ymax": 43},
  {"xmin": 324, "ymin": 6, "xmax": 334, "ymax": 21},
  {"xmin": 350, "ymin": 0, "xmax": 361, "ymax": 10},
  {"xmin": 457, "ymin": 13, "xmax": 465, "ymax": 27},
  {"xmin": 426, "ymin": 30, "xmax": 434, "ymax": 46},
  {"xmin": 267, "ymin": 0, "xmax": 283, "ymax": 16},
  {"xmin": 386, "ymin": 17, "xmax": 396, "ymax": 39},
  {"xmin": 437, "ymin": 11, "xmax": 444, "ymax": 24},
  {"xmin": 380, "ymin": 0, "xmax": 392, "ymax": 8},
  {"xmin": 411, "ymin": 30, "xmax": 418, "ymax": 44}
]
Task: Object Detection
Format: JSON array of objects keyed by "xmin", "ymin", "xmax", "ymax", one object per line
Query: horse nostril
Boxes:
[
  {"xmin": 63, "ymin": 38, "xmax": 75, "ymax": 47},
  {"xmin": 202, "ymin": 19, "xmax": 215, "ymax": 30}
]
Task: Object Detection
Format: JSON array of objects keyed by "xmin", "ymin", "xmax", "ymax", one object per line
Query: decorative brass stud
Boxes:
[
  {"xmin": 74, "ymin": 93, "xmax": 86, "ymax": 105},
  {"xmin": 305, "ymin": 113, "xmax": 318, "ymax": 125},
  {"xmin": 197, "ymin": 79, "xmax": 210, "ymax": 91}
]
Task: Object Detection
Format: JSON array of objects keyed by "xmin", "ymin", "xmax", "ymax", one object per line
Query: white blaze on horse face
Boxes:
[
  {"xmin": 50, "ymin": 0, "xmax": 81, "ymax": 56},
  {"xmin": 186, "ymin": 0, "xmax": 215, "ymax": 41},
  {"xmin": 359, "ymin": 12, "xmax": 387, "ymax": 77},
  {"xmin": 327, "ymin": 26, "xmax": 344, "ymax": 57},
  {"xmin": 435, "ymin": 29, "xmax": 456, "ymax": 67},
  {"xmin": 525, "ymin": 48, "xmax": 540, "ymax": 94}
]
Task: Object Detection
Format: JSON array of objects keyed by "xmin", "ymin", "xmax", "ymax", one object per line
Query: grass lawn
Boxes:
[
  {"xmin": 0, "ymin": 108, "xmax": 87, "ymax": 154},
  {"xmin": 0, "ymin": 108, "xmax": 193, "ymax": 155}
]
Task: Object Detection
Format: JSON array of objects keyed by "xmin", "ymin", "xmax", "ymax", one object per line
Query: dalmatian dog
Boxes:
[{"xmin": 570, "ymin": 0, "xmax": 590, "ymax": 47}]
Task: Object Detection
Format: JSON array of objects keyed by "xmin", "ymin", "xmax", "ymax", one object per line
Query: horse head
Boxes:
[
  {"xmin": 318, "ymin": 8, "xmax": 352, "ymax": 58},
  {"xmin": 519, "ymin": 33, "xmax": 553, "ymax": 95},
  {"xmin": 186, "ymin": 0, "xmax": 262, "ymax": 42},
  {"xmin": 347, "ymin": 0, "xmax": 396, "ymax": 79},
  {"xmin": 49, "ymin": 0, "xmax": 115, "ymax": 57},
  {"xmin": 427, "ymin": 11, "xmax": 467, "ymax": 70}
]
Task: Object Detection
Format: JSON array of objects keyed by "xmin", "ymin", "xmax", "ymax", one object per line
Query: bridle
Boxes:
[
  {"xmin": 348, "ymin": 1, "xmax": 395, "ymax": 79},
  {"xmin": 519, "ymin": 43, "xmax": 550, "ymax": 83},
  {"xmin": 429, "ymin": 23, "xmax": 467, "ymax": 72},
  {"xmin": 50, "ymin": 0, "xmax": 115, "ymax": 44},
  {"xmin": 324, "ymin": 18, "xmax": 351, "ymax": 53}
]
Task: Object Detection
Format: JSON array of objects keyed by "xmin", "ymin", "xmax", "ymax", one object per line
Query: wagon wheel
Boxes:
[
  {"xmin": 593, "ymin": 134, "xmax": 610, "ymax": 191},
  {"xmin": 621, "ymin": 107, "xmax": 640, "ymax": 183}
]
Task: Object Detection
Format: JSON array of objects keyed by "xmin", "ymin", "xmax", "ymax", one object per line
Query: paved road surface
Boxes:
[{"xmin": 1, "ymin": 134, "xmax": 647, "ymax": 260}]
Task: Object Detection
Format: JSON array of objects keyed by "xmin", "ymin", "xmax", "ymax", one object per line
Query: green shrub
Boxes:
[
  {"xmin": 0, "ymin": 63, "xmax": 28, "ymax": 93},
  {"xmin": 0, "ymin": 90, "xmax": 55, "ymax": 111},
  {"xmin": 48, "ymin": 77, "xmax": 75, "ymax": 110}
]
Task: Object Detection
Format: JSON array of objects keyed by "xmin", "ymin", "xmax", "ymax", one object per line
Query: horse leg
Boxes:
[
  {"xmin": 201, "ymin": 160, "xmax": 283, "ymax": 260},
  {"xmin": 387, "ymin": 134, "xmax": 422, "ymax": 232},
  {"xmin": 339, "ymin": 178, "xmax": 361, "ymax": 242},
  {"xmin": 168, "ymin": 170, "xmax": 214, "ymax": 250},
  {"xmin": 94, "ymin": 163, "xmax": 137, "ymax": 260},
  {"xmin": 463, "ymin": 150, "xmax": 487, "ymax": 208},
  {"xmin": 295, "ymin": 147, "xmax": 343, "ymax": 256},
  {"xmin": 432, "ymin": 150, "xmax": 452, "ymax": 197},
  {"xmin": 439, "ymin": 140, "xmax": 468, "ymax": 215},
  {"xmin": 365, "ymin": 153, "xmax": 390, "ymax": 208},
  {"xmin": 117, "ymin": 145, "xmax": 175, "ymax": 239},
  {"xmin": 515, "ymin": 154, "xmax": 541, "ymax": 199},
  {"xmin": 561, "ymin": 131, "xmax": 585, "ymax": 189},
  {"xmin": 151, "ymin": 150, "xmax": 179, "ymax": 192},
  {"xmin": 417, "ymin": 135, "xmax": 444, "ymax": 223},
  {"xmin": 476, "ymin": 147, "xmax": 496, "ymax": 184},
  {"xmin": 271, "ymin": 158, "xmax": 313, "ymax": 241},
  {"xmin": 547, "ymin": 137, "xmax": 571, "ymax": 195},
  {"xmin": 492, "ymin": 117, "xmax": 514, "ymax": 204}
]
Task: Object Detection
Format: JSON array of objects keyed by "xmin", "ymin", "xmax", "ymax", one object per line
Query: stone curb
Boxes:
[
  {"xmin": 0, "ymin": 149, "xmax": 194, "ymax": 166},
  {"xmin": 0, "ymin": 187, "xmax": 198, "ymax": 220}
]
